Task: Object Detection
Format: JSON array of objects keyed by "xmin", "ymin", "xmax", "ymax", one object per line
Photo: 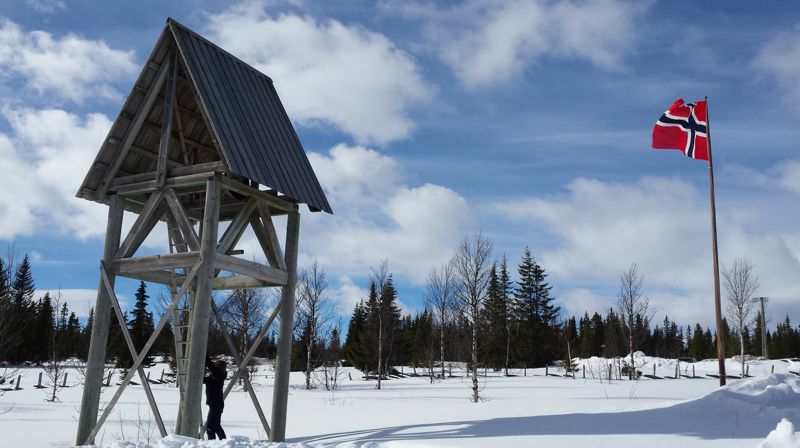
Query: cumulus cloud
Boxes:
[
  {"xmin": 498, "ymin": 176, "xmax": 800, "ymax": 326},
  {"xmin": 0, "ymin": 107, "xmax": 112, "ymax": 239},
  {"xmin": 203, "ymin": 3, "xmax": 434, "ymax": 145},
  {"xmin": 238, "ymin": 144, "xmax": 473, "ymax": 284},
  {"xmin": 754, "ymin": 25, "xmax": 800, "ymax": 105},
  {"xmin": 0, "ymin": 17, "xmax": 136, "ymax": 103},
  {"xmin": 386, "ymin": 0, "xmax": 647, "ymax": 89},
  {"xmin": 775, "ymin": 160, "xmax": 800, "ymax": 194},
  {"xmin": 26, "ymin": 0, "xmax": 66, "ymax": 14}
]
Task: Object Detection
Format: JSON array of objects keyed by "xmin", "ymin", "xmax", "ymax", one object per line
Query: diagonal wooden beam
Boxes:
[
  {"xmin": 204, "ymin": 301, "xmax": 271, "ymax": 439},
  {"xmin": 85, "ymin": 259, "xmax": 203, "ymax": 444},
  {"xmin": 115, "ymin": 192, "xmax": 165, "ymax": 259},
  {"xmin": 156, "ymin": 50, "xmax": 178, "ymax": 187},
  {"xmin": 98, "ymin": 263, "xmax": 166, "ymax": 438},
  {"xmin": 206, "ymin": 300, "xmax": 281, "ymax": 438},
  {"xmin": 217, "ymin": 198, "xmax": 257, "ymax": 255},
  {"xmin": 96, "ymin": 60, "xmax": 171, "ymax": 200},
  {"xmin": 254, "ymin": 203, "xmax": 286, "ymax": 271},
  {"xmin": 163, "ymin": 188, "xmax": 200, "ymax": 251}
]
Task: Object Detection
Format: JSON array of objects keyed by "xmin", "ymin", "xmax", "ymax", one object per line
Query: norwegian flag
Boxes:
[{"xmin": 652, "ymin": 98, "xmax": 708, "ymax": 161}]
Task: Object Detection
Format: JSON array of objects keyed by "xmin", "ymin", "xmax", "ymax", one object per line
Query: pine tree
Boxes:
[
  {"xmin": 9, "ymin": 255, "xmax": 35, "ymax": 362},
  {"xmin": 32, "ymin": 293, "xmax": 55, "ymax": 362}
]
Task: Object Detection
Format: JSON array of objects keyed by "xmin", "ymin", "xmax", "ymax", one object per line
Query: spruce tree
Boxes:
[
  {"xmin": 129, "ymin": 281, "xmax": 155, "ymax": 366},
  {"xmin": 482, "ymin": 263, "xmax": 508, "ymax": 370}
]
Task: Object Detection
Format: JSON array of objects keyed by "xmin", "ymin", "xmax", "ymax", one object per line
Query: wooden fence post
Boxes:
[
  {"xmin": 62, "ymin": 372, "xmax": 68, "ymax": 387},
  {"xmin": 15, "ymin": 375, "xmax": 21, "ymax": 390},
  {"xmin": 38, "ymin": 372, "xmax": 43, "ymax": 388}
]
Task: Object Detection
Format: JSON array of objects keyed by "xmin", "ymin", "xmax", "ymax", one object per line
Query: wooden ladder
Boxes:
[{"xmin": 168, "ymin": 220, "xmax": 193, "ymax": 392}]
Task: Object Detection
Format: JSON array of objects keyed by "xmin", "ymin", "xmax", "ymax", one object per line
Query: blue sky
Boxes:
[{"xmin": 0, "ymin": 0, "xmax": 799, "ymax": 329}]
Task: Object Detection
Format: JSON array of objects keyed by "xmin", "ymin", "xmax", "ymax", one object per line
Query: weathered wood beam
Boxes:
[
  {"xmin": 178, "ymin": 175, "xmax": 221, "ymax": 436},
  {"xmin": 118, "ymin": 269, "xmax": 175, "ymax": 286},
  {"xmin": 141, "ymin": 119, "xmax": 219, "ymax": 156},
  {"xmin": 111, "ymin": 251, "xmax": 200, "ymax": 275},
  {"xmin": 127, "ymin": 144, "xmax": 182, "ymax": 168},
  {"xmin": 157, "ymin": 50, "xmax": 178, "ymax": 187},
  {"xmin": 220, "ymin": 176, "xmax": 296, "ymax": 213},
  {"xmin": 84, "ymin": 259, "xmax": 202, "ymax": 444},
  {"xmin": 217, "ymin": 198, "xmax": 257, "ymax": 254},
  {"xmin": 115, "ymin": 192, "xmax": 165, "ymax": 259},
  {"xmin": 113, "ymin": 172, "xmax": 215, "ymax": 196},
  {"xmin": 95, "ymin": 60, "xmax": 170, "ymax": 200},
  {"xmin": 255, "ymin": 203, "xmax": 287, "ymax": 271},
  {"xmin": 98, "ymin": 263, "xmax": 167, "ymax": 437},
  {"xmin": 76, "ymin": 195, "xmax": 123, "ymax": 445},
  {"xmin": 111, "ymin": 161, "xmax": 226, "ymax": 187},
  {"xmin": 212, "ymin": 274, "xmax": 270, "ymax": 290},
  {"xmin": 163, "ymin": 188, "xmax": 201, "ymax": 251},
  {"xmin": 214, "ymin": 253, "xmax": 288, "ymax": 285}
]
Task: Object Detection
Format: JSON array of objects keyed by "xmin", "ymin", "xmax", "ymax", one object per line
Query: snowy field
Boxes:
[{"xmin": 2, "ymin": 356, "xmax": 800, "ymax": 448}]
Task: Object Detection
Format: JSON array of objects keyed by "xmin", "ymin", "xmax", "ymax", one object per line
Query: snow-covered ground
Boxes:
[{"xmin": 2, "ymin": 356, "xmax": 799, "ymax": 447}]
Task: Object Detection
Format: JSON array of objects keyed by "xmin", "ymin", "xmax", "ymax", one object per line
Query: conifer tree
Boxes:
[{"xmin": 128, "ymin": 282, "xmax": 155, "ymax": 366}]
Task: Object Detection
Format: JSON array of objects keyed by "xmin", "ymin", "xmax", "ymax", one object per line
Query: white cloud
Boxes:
[
  {"xmin": 26, "ymin": 0, "xmax": 66, "ymax": 14},
  {"xmin": 302, "ymin": 144, "xmax": 473, "ymax": 283},
  {"xmin": 40, "ymin": 288, "xmax": 130, "ymax": 318},
  {"xmin": 754, "ymin": 25, "xmax": 800, "ymax": 105},
  {"xmin": 0, "ymin": 107, "xmax": 112, "ymax": 239},
  {"xmin": 0, "ymin": 17, "xmax": 136, "ymax": 103},
  {"xmin": 775, "ymin": 160, "xmax": 800, "ymax": 194},
  {"xmin": 387, "ymin": 0, "xmax": 646, "ymax": 89},
  {"xmin": 203, "ymin": 4, "xmax": 434, "ymax": 145},
  {"xmin": 499, "ymin": 175, "xmax": 800, "ymax": 326}
]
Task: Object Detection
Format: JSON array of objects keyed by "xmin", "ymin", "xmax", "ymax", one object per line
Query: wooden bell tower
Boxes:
[{"xmin": 75, "ymin": 18, "xmax": 331, "ymax": 445}]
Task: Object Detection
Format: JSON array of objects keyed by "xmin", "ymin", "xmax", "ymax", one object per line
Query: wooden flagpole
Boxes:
[{"xmin": 705, "ymin": 95, "xmax": 727, "ymax": 386}]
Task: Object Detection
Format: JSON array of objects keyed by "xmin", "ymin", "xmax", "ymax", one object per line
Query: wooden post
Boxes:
[
  {"xmin": 177, "ymin": 175, "xmax": 220, "ymax": 437},
  {"xmin": 746, "ymin": 364, "xmax": 750, "ymax": 377},
  {"xmin": 156, "ymin": 50, "xmax": 177, "ymax": 188},
  {"xmin": 270, "ymin": 209, "xmax": 300, "ymax": 442},
  {"xmin": 105, "ymin": 371, "xmax": 112, "ymax": 386},
  {"xmin": 608, "ymin": 364, "xmax": 612, "ymax": 381},
  {"xmin": 15, "ymin": 375, "xmax": 21, "ymax": 390},
  {"xmin": 705, "ymin": 97, "xmax": 726, "ymax": 387},
  {"xmin": 62, "ymin": 373, "xmax": 68, "ymax": 388},
  {"xmin": 38, "ymin": 372, "xmax": 43, "ymax": 388},
  {"xmin": 76, "ymin": 195, "xmax": 123, "ymax": 445},
  {"xmin": 772, "ymin": 365, "xmax": 775, "ymax": 374},
  {"xmin": 545, "ymin": 365, "xmax": 548, "ymax": 376},
  {"xmin": 653, "ymin": 364, "xmax": 656, "ymax": 378},
  {"xmin": 583, "ymin": 365, "xmax": 585, "ymax": 379},
  {"xmin": 675, "ymin": 363, "xmax": 679, "ymax": 379},
  {"xmin": 693, "ymin": 365, "xmax": 696, "ymax": 378},
  {"xmin": 160, "ymin": 369, "xmax": 165, "ymax": 383}
]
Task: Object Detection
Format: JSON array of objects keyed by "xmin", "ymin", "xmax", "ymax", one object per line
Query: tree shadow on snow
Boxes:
[{"xmin": 296, "ymin": 398, "xmax": 794, "ymax": 446}]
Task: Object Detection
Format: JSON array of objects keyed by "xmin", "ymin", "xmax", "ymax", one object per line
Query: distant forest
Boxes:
[{"xmin": 0, "ymin": 247, "xmax": 798, "ymax": 376}]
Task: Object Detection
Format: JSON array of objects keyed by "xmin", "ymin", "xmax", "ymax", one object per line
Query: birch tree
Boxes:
[
  {"xmin": 616, "ymin": 263, "xmax": 651, "ymax": 380},
  {"xmin": 723, "ymin": 258, "xmax": 759, "ymax": 378},
  {"xmin": 296, "ymin": 260, "xmax": 332, "ymax": 390},
  {"xmin": 425, "ymin": 260, "xmax": 455, "ymax": 378},
  {"xmin": 452, "ymin": 233, "xmax": 493, "ymax": 403}
]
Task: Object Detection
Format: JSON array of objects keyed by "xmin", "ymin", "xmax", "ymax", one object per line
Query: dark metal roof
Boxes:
[
  {"xmin": 168, "ymin": 19, "xmax": 331, "ymax": 213},
  {"xmin": 77, "ymin": 18, "xmax": 332, "ymax": 214}
]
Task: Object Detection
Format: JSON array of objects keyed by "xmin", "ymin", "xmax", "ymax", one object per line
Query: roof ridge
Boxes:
[{"xmin": 166, "ymin": 17, "xmax": 273, "ymax": 84}]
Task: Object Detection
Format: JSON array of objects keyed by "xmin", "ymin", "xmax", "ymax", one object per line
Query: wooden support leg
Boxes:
[
  {"xmin": 177, "ymin": 175, "xmax": 220, "ymax": 437},
  {"xmin": 76, "ymin": 195, "xmax": 123, "ymax": 446},
  {"xmin": 270, "ymin": 209, "xmax": 300, "ymax": 442},
  {"xmin": 98, "ymin": 264, "xmax": 167, "ymax": 437},
  {"xmin": 84, "ymin": 260, "xmax": 202, "ymax": 444}
]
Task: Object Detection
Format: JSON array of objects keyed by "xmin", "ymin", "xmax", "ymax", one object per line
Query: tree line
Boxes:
[{"xmin": 1, "ymin": 245, "xmax": 798, "ymax": 389}]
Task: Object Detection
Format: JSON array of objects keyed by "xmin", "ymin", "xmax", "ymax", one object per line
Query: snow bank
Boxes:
[
  {"xmin": 757, "ymin": 419, "xmax": 800, "ymax": 448},
  {"xmin": 93, "ymin": 434, "xmax": 314, "ymax": 448}
]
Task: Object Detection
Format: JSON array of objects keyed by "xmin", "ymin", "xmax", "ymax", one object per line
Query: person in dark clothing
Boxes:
[{"xmin": 203, "ymin": 355, "xmax": 227, "ymax": 440}]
